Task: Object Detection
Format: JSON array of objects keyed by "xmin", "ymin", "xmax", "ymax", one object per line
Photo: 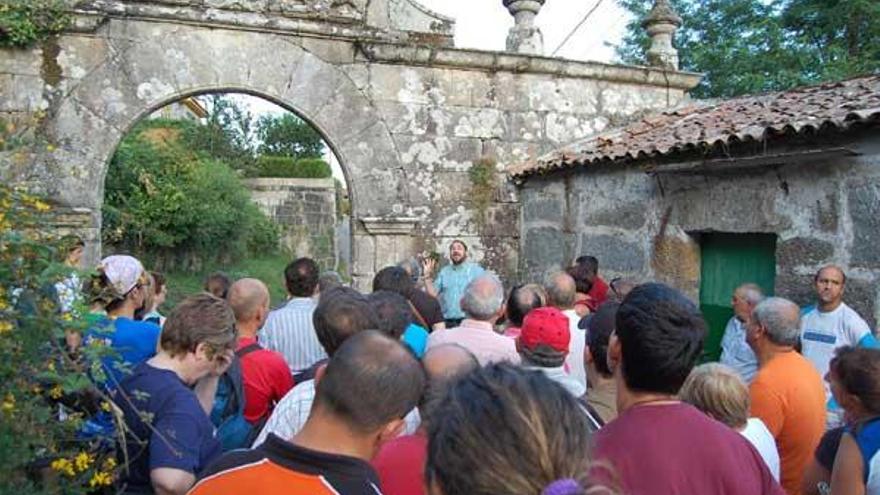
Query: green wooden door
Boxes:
[{"xmin": 699, "ymin": 233, "xmax": 776, "ymax": 362}]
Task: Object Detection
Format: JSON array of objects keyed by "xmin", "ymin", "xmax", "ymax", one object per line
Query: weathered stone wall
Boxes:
[
  {"xmin": 520, "ymin": 131, "xmax": 880, "ymax": 327},
  {"xmin": 245, "ymin": 178, "xmax": 338, "ymax": 270},
  {"xmin": 0, "ymin": 0, "xmax": 700, "ymax": 290}
]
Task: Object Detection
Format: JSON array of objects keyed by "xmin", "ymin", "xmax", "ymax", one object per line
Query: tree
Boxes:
[
  {"xmin": 256, "ymin": 114, "xmax": 325, "ymax": 159},
  {"xmin": 617, "ymin": 0, "xmax": 880, "ymax": 98},
  {"xmin": 186, "ymin": 95, "xmax": 257, "ymax": 173}
]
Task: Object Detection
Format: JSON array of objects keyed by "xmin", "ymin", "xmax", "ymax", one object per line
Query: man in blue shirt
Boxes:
[
  {"xmin": 719, "ymin": 283, "xmax": 764, "ymax": 383},
  {"xmin": 423, "ymin": 240, "xmax": 485, "ymax": 328}
]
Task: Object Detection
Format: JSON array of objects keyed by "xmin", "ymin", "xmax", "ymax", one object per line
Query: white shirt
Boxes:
[
  {"xmin": 801, "ymin": 303, "xmax": 871, "ymax": 389},
  {"xmin": 526, "ymin": 365, "xmax": 586, "ymax": 398},
  {"xmin": 260, "ymin": 297, "xmax": 326, "ymax": 373},
  {"xmin": 563, "ymin": 309, "xmax": 587, "ymax": 391},
  {"xmin": 252, "ymin": 379, "xmax": 420, "ymax": 447},
  {"xmin": 719, "ymin": 317, "xmax": 758, "ymax": 383},
  {"xmin": 740, "ymin": 418, "xmax": 781, "ymax": 482}
]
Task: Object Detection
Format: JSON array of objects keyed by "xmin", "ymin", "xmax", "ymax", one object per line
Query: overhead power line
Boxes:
[{"xmin": 551, "ymin": 0, "xmax": 606, "ymax": 57}]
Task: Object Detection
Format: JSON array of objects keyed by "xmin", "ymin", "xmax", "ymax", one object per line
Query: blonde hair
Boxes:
[{"xmin": 679, "ymin": 363, "xmax": 749, "ymax": 429}]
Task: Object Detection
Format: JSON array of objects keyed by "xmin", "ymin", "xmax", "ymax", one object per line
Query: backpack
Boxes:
[{"xmin": 210, "ymin": 343, "xmax": 266, "ymax": 451}]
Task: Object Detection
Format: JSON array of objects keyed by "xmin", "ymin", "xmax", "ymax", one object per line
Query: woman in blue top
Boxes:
[{"xmin": 828, "ymin": 346, "xmax": 880, "ymax": 495}]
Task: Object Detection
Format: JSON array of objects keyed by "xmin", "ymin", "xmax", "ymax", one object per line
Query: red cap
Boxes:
[{"xmin": 519, "ymin": 307, "xmax": 570, "ymax": 354}]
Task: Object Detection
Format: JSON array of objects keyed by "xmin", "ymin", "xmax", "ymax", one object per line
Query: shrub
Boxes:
[
  {"xmin": 0, "ymin": 186, "xmax": 120, "ymax": 492},
  {"xmin": 0, "ymin": 0, "xmax": 71, "ymax": 48},
  {"xmin": 253, "ymin": 155, "xmax": 332, "ymax": 178},
  {"xmin": 103, "ymin": 121, "xmax": 279, "ymax": 269}
]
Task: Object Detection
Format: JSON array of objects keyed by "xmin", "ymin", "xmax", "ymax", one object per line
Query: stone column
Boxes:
[
  {"xmin": 352, "ymin": 217, "xmax": 419, "ymax": 292},
  {"xmin": 503, "ymin": 0, "xmax": 545, "ymax": 55},
  {"xmin": 642, "ymin": 0, "xmax": 682, "ymax": 70}
]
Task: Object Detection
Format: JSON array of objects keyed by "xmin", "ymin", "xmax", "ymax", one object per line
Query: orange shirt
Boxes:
[
  {"xmin": 188, "ymin": 434, "xmax": 382, "ymax": 495},
  {"xmin": 750, "ymin": 351, "xmax": 826, "ymax": 495}
]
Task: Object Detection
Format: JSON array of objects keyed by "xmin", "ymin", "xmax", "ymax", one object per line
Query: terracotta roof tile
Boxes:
[{"xmin": 510, "ymin": 75, "xmax": 880, "ymax": 178}]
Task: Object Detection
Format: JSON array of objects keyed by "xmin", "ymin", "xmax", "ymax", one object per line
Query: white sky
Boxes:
[
  {"xmin": 222, "ymin": 1, "xmax": 633, "ymax": 183},
  {"xmin": 417, "ymin": 0, "xmax": 631, "ymax": 62}
]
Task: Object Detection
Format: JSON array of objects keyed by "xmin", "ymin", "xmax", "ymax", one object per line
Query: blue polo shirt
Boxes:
[
  {"xmin": 84, "ymin": 316, "xmax": 161, "ymax": 388},
  {"xmin": 434, "ymin": 261, "xmax": 485, "ymax": 320}
]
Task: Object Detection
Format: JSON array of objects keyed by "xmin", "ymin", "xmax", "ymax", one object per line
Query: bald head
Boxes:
[
  {"xmin": 423, "ymin": 344, "xmax": 479, "ymax": 383},
  {"xmin": 228, "ymin": 278, "xmax": 270, "ymax": 324},
  {"xmin": 420, "ymin": 344, "xmax": 479, "ymax": 417},
  {"xmin": 545, "ymin": 271, "xmax": 576, "ymax": 309}
]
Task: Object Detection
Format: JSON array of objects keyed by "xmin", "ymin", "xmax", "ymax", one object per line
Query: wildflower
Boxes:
[
  {"xmin": 74, "ymin": 451, "xmax": 93, "ymax": 472},
  {"xmin": 50, "ymin": 458, "xmax": 76, "ymax": 477},
  {"xmin": 0, "ymin": 321, "xmax": 12, "ymax": 334},
  {"xmin": 33, "ymin": 200, "xmax": 50, "ymax": 212},
  {"xmin": 89, "ymin": 471, "xmax": 113, "ymax": 487},
  {"xmin": 102, "ymin": 457, "xmax": 117, "ymax": 470},
  {"xmin": 61, "ymin": 312, "xmax": 73, "ymax": 322},
  {"xmin": 48, "ymin": 385, "xmax": 64, "ymax": 400},
  {"xmin": 2, "ymin": 393, "xmax": 15, "ymax": 414},
  {"xmin": 100, "ymin": 401, "xmax": 112, "ymax": 412}
]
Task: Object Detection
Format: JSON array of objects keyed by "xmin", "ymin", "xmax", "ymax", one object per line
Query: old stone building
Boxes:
[
  {"xmin": 513, "ymin": 75, "xmax": 880, "ymax": 357},
  {"xmin": 0, "ymin": 0, "xmax": 699, "ymax": 288}
]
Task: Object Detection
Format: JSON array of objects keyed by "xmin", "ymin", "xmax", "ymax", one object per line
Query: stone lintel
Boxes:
[
  {"xmin": 357, "ymin": 41, "xmax": 703, "ymax": 91},
  {"xmin": 360, "ymin": 216, "xmax": 419, "ymax": 235}
]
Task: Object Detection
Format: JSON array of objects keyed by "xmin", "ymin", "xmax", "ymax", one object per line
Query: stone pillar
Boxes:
[
  {"xmin": 503, "ymin": 0, "xmax": 545, "ymax": 55},
  {"xmin": 352, "ymin": 217, "xmax": 419, "ymax": 292},
  {"xmin": 642, "ymin": 0, "xmax": 682, "ymax": 70}
]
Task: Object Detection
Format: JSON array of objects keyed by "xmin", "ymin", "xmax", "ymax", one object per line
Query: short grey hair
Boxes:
[
  {"xmin": 461, "ymin": 274, "xmax": 505, "ymax": 321},
  {"xmin": 736, "ymin": 283, "xmax": 764, "ymax": 305},
  {"xmin": 752, "ymin": 297, "xmax": 801, "ymax": 347},
  {"xmin": 544, "ymin": 271, "xmax": 576, "ymax": 309}
]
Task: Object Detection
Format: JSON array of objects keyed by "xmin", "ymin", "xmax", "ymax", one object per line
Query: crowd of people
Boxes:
[{"xmin": 52, "ymin": 238, "xmax": 880, "ymax": 495}]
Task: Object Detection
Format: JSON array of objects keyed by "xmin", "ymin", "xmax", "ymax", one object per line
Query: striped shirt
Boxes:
[
  {"xmin": 253, "ymin": 379, "xmax": 421, "ymax": 448},
  {"xmin": 190, "ymin": 433, "xmax": 383, "ymax": 495},
  {"xmin": 260, "ymin": 297, "xmax": 326, "ymax": 373}
]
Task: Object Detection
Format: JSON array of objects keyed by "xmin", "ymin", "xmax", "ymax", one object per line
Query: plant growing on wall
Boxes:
[
  {"xmin": 0, "ymin": 0, "xmax": 72, "ymax": 48},
  {"xmin": 468, "ymin": 156, "xmax": 497, "ymax": 226}
]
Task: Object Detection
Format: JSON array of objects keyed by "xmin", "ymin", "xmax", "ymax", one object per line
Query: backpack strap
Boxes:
[{"xmin": 235, "ymin": 342, "xmax": 262, "ymax": 359}]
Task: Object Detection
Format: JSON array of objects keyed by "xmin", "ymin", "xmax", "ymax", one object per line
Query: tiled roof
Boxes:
[{"xmin": 510, "ymin": 75, "xmax": 880, "ymax": 179}]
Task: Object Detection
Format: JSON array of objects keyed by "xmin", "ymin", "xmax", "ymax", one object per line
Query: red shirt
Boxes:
[
  {"xmin": 237, "ymin": 337, "xmax": 294, "ymax": 423},
  {"xmin": 371, "ymin": 431, "xmax": 427, "ymax": 495},
  {"xmin": 586, "ymin": 276, "xmax": 609, "ymax": 311},
  {"xmin": 593, "ymin": 403, "xmax": 783, "ymax": 495}
]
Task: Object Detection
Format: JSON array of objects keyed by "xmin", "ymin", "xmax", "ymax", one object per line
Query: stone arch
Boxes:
[{"xmin": 38, "ymin": 22, "xmax": 406, "ymax": 272}]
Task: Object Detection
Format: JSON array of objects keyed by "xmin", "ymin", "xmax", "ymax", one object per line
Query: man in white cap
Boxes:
[{"xmin": 84, "ymin": 254, "xmax": 162, "ymax": 388}]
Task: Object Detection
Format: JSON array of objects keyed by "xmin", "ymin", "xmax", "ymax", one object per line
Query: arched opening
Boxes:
[{"xmin": 101, "ymin": 91, "xmax": 353, "ymax": 306}]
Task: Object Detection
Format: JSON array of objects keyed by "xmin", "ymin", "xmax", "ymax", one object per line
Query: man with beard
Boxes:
[{"xmin": 423, "ymin": 240, "xmax": 485, "ymax": 328}]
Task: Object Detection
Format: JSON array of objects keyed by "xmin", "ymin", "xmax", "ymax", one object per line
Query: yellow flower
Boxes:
[
  {"xmin": 33, "ymin": 200, "xmax": 50, "ymax": 212},
  {"xmin": 46, "ymin": 144, "xmax": 56, "ymax": 152},
  {"xmin": 102, "ymin": 457, "xmax": 117, "ymax": 470},
  {"xmin": 0, "ymin": 321, "xmax": 12, "ymax": 334},
  {"xmin": 89, "ymin": 471, "xmax": 113, "ymax": 487},
  {"xmin": 100, "ymin": 401, "xmax": 112, "ymax": 412},
  {"xmin": 74, "ymin": 451, "xmax": 93, "ymax": 472},
  {"xmin": 0, "ymin": 298, "xmax": 8, "ymax": 311},
  {"xmin": 50, "ymin": 458, "xmax": 76, "ymax": 477},
  {"xmin": 61, "ymin": 312, "xmax": 73, "ymax": 322},
  {"xmin": 2, "ymin": 393, "xmax": 15, "ymax": 414},
  {"xmin": 48, "ymin": 385, "xmax": 64, "ymax": 400}
]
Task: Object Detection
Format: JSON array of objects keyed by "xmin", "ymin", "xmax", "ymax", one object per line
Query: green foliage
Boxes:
[
  {"xmin": 468, "ymin": 156, "xmax": 497, "ymax": 225},
  {"xmin": 617, "ymin": 0, "xmax": 880, "ymax": 98},
  {"xmin": 256, "ymin": 113, "xmax": 325, "ymax": 159},
  {"xmin": 103, "ymin": 120, "xmax": 279, "ymax": 270},
  {"xmin": 161, "ymin": 253, "xmax": 291, "ymax": 311},
  {"xmin": 253, "ymin": 155, "xmax": 332, "ymax": 178},
  {"xmin": 0, "ymin": 0, "xmax": 71, "ymax": 48},
  {"xmin": 0, "ymin": 186, "xmax": 119, "ymax": 493},
  {"xmin": 186, "ymin": 96, "xmax": 258, "ymax": 175}
]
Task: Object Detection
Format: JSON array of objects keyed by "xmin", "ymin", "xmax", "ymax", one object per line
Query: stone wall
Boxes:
[
  {"xmin": 0, "ymin": 0, "xmax": 700, "ymax": 290},
  {"xmin": 520, "ymin": 132, "xmax": 880, "ymax": 327},
  {"xmin": 245, "ymin": 178, "xmax": 338, "ymax": 270}
]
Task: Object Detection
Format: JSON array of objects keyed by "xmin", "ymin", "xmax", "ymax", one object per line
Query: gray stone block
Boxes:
[
  {"xmin": 580, "ymin": 234, "xmax": 645, "ymax": 273},
  {"xmin": 523, "ymin": 226, "xmax": 566, "ymax": 271},
  {"xmin": 849, "ymin": 182, "xmax": 880, "ymax": 266},
  {"xmin": 523, "ymin": 196, "xmax": 563, "ymax": 223},
  {"xmin": 584, "ymin": 202, "xmax": 646, "ymax": 230},
  {"xmin": 777, "ymin": 237, "xmax": 835, "ymax": 267}
]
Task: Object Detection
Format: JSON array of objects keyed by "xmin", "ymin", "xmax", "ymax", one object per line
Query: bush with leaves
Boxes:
[
  {"xmin": 103, "ymin": 120, "xmax": 279, "ymax": 270},
  {"xmin": 0, "ymin": 0, "xmax": 71, "ymax": 48},
  {"xmin": 253, "ymin": 155, "xmax": 332, "ymax": 178},
  {"xmin": 0, "ymin": 186, "xmax": 120, "ymax": 493}
]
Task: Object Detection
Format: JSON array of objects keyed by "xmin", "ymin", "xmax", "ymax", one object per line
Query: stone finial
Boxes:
[
  {"xmin": 503, "ymin": 0, "xmax": 545, "ymax": 56},
  {"xmin": 642, "ymin": 0, "xmax": 682, "ymax": 70}
]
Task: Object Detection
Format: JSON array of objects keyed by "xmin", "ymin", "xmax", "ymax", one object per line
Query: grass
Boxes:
[{"xmin": 161, "ymin": 253, "xmax": 291, "ymax": 312}]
